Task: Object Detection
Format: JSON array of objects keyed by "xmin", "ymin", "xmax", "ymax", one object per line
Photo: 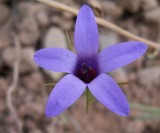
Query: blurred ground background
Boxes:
[{"xmin": 1, "ymin": 0, "xmax": 160, "ymax": 133}]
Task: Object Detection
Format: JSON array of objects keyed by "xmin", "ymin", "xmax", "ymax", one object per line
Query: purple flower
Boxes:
[{"xmin": 34, "ymin": 5, "xmax": 147, "ymax": 117}]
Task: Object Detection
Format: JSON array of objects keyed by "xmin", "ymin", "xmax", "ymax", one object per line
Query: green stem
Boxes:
[
  {"xmin": 42, "ymin": 83, "xmax": 56, "ymax": 86},
  {"xmin": 65, "ymin": 30, "xmax": 74, "ymax": 51},
  {"xmin": 86, "ymin": 89, "xmax": 89, "ymax": 114},
  {"xmin": 131, "ymin": 103, "xmax": 160, "ymax": 114},
  {"xmin": 118, "ymin": 82, "xmax": 129, "ymax": 85},
  {"xmin": 131, "ymin": 113, "xmax": 160, "ymax": 120}
]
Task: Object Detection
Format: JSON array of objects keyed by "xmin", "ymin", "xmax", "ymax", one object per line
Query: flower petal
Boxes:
[
  {"xmin": 34, "ymin": 48, "xmax": 77, "ymax": 73},
  {"xmin": 98, "ymin": 41, "xmax": 148, "ymax": 73},
  {"xmin": 88, "ymin": 73, "xmax": 129, "ymax": 116},
  {"xmin": 45, "ymin": 74, "xmax": 86, "ymax": 117},
  {"xmin": 74, "ymin": 5, "xmax": 99, "ymax": 58}
]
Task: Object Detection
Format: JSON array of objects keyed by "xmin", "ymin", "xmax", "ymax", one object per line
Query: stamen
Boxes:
[
  {"xmin": 78, "ymin": 63, "xmax": 97, "ymax": 83},
  {"xmin": 82, "ymin": 63, "xmax": 87, "ymax": 70}
]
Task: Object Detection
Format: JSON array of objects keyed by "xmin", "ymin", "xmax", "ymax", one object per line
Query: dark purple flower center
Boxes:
[{"xmin": 78, "ymin": 63, "xmax": 97, "ymax": 83}]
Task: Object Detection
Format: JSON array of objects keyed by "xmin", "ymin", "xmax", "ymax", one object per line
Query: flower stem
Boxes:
[
  {"xmin": 65, "ymin": 30, "xmax": 74, "ymax": 51},
  {"xmin": 86, "ymin": 89, "xmax": 89, "ymax": 114},
  {"xmin": 42, "ymin": 83, "xmax": 56, "ymax": 87},
  {"xmin": 131, "ymin": 113, "xmax": 160, "ymax": 120},
  {"xmin": 86, "ymin": 88, "xmax": 95, "ymax": 113},
  {"xmin": 131, "ymin": 103, "xmax": 160, "ymax": 114},
  {"xmin": 118, "ymin": 81, "xmax": 129, "ymax": 85}
]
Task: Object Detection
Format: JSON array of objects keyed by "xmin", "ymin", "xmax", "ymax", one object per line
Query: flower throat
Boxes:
[{"xmin": 78, "ymin": 63, "xmax": 97, "ymax": 83}]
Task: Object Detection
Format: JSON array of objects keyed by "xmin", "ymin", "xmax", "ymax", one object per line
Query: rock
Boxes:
[
  {"xmin": 101, "ymin": 0, "xmax": 123, "ymax": 17},
  {"xmin": 2, "ymin": 47, "xmax": 16, "ymax": 67},
  {"xmin": 44, "ymin": 71, "xmax": 64, "ymax": 82},
  {"xmin": 19, "ymin": 101, "xmax": 44, "ymax": 119},
  {"xmin": 51, "ymin": 15, "xmax": 62, "ymax": 25},
  {"xmin": 143, "ymin": 8, "xmax": 160, "ymax": 23},
  {"xmin": 110, "ymin": 68, "xmax": 128, "ymax": 84},
  {"xmin": 18, "ymin": 2, "xmax": 51, "ymax": 27},
  {"xmin": 137, "ymin": 24, "xmax": 150, "ymax": 39},
  {"xmin": 116, "ymin": 0, "xmax": 142, "ymax": 13},
  {"xmin": 51, "ymin": 15, "xmax": 73, "ymax": 30},
  {"xmin": 18, "ymin": 3, "xmax": 52, "ymax": 46},
  {"xmin": 60, "ymin": 19, "xmax": 74, "ymax": 30},
  {"xmin": 29, "ymin": 128, "xmax": 43, "ymax": 133},
  {"xmin": 46, "ymin": 125, "xmax": 55, "ymax": 133},
  {"xmin": 126, "ymin": 121, "xmax": 145, "ymax": 133},
  {"xmin": 0, "ymin": 31, "xmax": 12, "ymax": 50},
  {"xmin": 35, "ymin": 9, "xmax": 50, "ymax": 28},
  {"xmin": 43, "ymin": 27, "xmax": 67, "ymax": 48},
  {"xmin": 137, "ymin": 67, "xmax": 160, "ymax": 88},
  {"xmin": 0, "ymin": 100, "xmax": 6, "ymax": 112},
  {"xmin": 19, "ymin": 18, "xmax": 40, "ymax": 46},
  {"xmin": 99, "ymin": 31, "xmax": 118, "ymax": 50},
  {"xmin": 18, "ymin": 2, "xmax": 48, "ymax": 19},
  {"xmin": 30, "ymin": 102, "xmax": 44, "ymax": 117},
  {"xmin": 142, "ymin": 0, "xmax": 158, "ymax": 11},
  {"xmin": 120, "ymin": 19, "xmax": 139, "ymax": 35},
  {"xmin": 0, "ymin": 4, "xmax": 10, "ymax": 25},
  {"xmin": 17, "ymin": 87, "xmax": 26, "ymax": 101},
  {"xmin": 0, "ymin": 19, "xmax": 12, "ymax": 50},
  {"xmin": 2, "ymin": 47, "xmax": 38, "ymax": 73},
  {"xmin": 25, "ymin": 119, "xmax": 36, "ymax": 130},
  {"xmin": 21, "ymin": 72, "xmax": 44, "ymax": 92},
  {"xmin": 20, "ymin": 47, "xmax": 38, "ymax": 73},
  {"xmin": 0, "ymin": 78, "xmax": 8, "ymax": 99},
  {"xmin": 62, "ymin": 12, "xmax": 74, "ymax": 19}
]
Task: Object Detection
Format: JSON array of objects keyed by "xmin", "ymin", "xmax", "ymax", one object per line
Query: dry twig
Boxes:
[
  {"xmin": 37, "ymin": 0, "xmax": 160, "ymax": 49},
  {"xmin": 6, "ymin": 36, "xmax": 23, "ymax": 133}
]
